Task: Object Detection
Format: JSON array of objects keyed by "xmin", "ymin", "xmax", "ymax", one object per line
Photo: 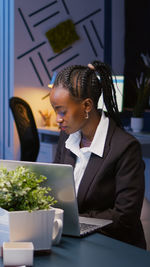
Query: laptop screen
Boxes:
[{"xmin": 98, "ymin": 75, "xmax": 124, "ymax": 112}]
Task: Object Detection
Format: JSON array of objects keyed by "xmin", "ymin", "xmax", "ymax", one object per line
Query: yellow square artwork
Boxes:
[{"xmin": 45, "ymin": 19, "xmax": 80, "ymax": 53}]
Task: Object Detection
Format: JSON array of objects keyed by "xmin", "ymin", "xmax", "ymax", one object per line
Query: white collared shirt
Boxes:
[{"xmin": 65, "ymin": 111, "xmax": 109, "ymax": 194}]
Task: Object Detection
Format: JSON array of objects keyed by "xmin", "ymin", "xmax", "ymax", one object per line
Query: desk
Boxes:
[
  {"xmin": 127, "ymin": 130, "xmax": 150, "ymax": 145},
  {"xmin": 38, "ymin": 127, "xmax": 60, "ymax": 136},
  {"xmin": 29, "ymin": 234, "xmax": 150, "ymax": 267},
  {"xmin": 0, "ymin": 234, "xmax": 149, "ymax": 267}
]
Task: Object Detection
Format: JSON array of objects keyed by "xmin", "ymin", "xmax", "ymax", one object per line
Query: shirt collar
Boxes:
[
  {"xmin": 65, "ymin": 130, "xmax": 81, "ymax": 157},
  {"xmin": 65, "ymin": 111, "xmax": 109, "ymax": 158}
]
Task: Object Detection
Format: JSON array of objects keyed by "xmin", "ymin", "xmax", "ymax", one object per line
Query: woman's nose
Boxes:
[{"xmin": 56, "ymin": 114, "xmax": 63, "ymax": 123}]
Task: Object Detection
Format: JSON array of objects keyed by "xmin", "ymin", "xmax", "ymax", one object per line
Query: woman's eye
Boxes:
[{"xmin": 58, "ymin": 111, "xmax": 66, "ymax": 117}]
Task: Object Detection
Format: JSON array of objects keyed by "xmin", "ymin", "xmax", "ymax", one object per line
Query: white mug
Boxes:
[{"xmin": 52, "ymin": 208, "xmax": 64, "ymax": 245}]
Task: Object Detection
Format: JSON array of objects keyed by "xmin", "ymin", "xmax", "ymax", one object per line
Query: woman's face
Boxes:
[{"xmin": 50, "ymin": 84, "xmax": 89, "ymax": 134}]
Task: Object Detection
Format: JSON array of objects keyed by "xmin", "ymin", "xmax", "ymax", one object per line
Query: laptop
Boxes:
[{"xmin": 0, "ymin": 160, "xmax": 112, "ymax": 237}]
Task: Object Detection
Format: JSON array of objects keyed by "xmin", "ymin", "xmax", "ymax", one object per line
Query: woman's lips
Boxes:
[{"xmin": 60, "ymin": 126, "xmax": 67, "ymax": 131}]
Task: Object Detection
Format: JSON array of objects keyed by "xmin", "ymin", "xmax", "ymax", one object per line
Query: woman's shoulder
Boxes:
[
  {"xmin": 109, "ymin": 118, "xmax": 141, "ymax": 146},
  {"xmin": 105, "ymin": 119, "xmax": 143, "ymax": 160}
]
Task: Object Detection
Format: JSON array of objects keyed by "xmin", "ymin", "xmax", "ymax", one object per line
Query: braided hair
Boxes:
[{"xmin": 53, "ymin": 60, "xmax": 122, "ymax": 127}]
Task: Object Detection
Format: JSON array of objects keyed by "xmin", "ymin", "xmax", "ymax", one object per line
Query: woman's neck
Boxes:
[
  {"xmin": 80, "ymin": 134, "xmax": 92, "ymax": 148},
  {"xmin": 80, "ymin": 111, "xmax": 101, "ymax": 148}
]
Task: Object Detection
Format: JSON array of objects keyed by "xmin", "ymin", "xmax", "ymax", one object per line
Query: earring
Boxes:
[{"xmin": 85, "ymin": 111, "xmax": 89, "ymax": 119}]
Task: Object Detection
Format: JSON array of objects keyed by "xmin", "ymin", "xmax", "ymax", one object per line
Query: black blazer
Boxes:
[{"xmin": 54, "ymin": 118, "xmax": 146, "ymax": 249}]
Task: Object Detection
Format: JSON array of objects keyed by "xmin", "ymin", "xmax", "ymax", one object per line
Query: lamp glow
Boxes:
[{"xmin": 48, "ymin": 71, "xmax": 57, "ymax": 88}]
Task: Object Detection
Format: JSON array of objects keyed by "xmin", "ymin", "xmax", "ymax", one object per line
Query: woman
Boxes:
[{"xmin": 50, "ymin": 60, "xmax": 146, "ymax": 249}]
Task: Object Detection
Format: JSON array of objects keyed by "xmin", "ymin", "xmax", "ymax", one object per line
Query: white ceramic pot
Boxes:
[
  {"xmin": 0, "ymin": 207, "xmax": 63, "ymax": 251},
  {"xmin": 130, "ymin": 117, "xmax": 144, "ymax": 133}
]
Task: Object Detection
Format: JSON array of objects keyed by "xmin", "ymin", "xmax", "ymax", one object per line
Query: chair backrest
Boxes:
[{"xmin": 9, "ymin": 97, "xmax": 40, "ymax": 161}]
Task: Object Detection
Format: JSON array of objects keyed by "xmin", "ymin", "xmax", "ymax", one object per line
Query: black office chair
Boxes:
[{"xmin": 9, "ymin": 96, "xmax": 40, "ymax": 161}]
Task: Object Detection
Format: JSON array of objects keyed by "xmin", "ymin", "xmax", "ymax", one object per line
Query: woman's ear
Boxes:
[{"xmin": 82, "ymin": 98, "xmax": 93, "ymax": 113}]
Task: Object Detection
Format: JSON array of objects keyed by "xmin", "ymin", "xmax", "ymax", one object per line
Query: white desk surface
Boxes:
[
  {"xmin": 127, "ymin": 131, "xmax": 150, "ymax": 144},
  {"xmin": 38, "ymin": 127, "xmax": 60, "ymax": 136}
]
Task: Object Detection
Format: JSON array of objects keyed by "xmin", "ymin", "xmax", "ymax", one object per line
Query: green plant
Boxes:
[
  {"xmin": 133, "ymin": 72, "xmax": 150, "ymax": 117},
  {"xmin": 132, "ymin": 53, "xmax": 150, "ymax": 117},
  {"xmin": 0, "ymin": 166, "xmax": 57, "ymax": 211}
]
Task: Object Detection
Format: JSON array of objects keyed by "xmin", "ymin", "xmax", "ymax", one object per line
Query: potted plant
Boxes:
[
  {"xmin": 0, "ymin": 165, "xmax": 57, "ymax": 251},
  {"xmin": 131, "ymin": 54, "xmax": 150, "ymax": 132}
]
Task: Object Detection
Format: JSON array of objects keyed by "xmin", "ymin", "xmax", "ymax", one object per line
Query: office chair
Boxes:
[{"xmin": 9, "ymin": 96, "xmax": 40, "ymax": 161}]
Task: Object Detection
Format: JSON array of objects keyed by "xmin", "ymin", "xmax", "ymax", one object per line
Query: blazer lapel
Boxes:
[
  {"xmin": 64, "ymin": 149, "xmax": 76, "ymax": 168},
  {"xmin": 77, "ymin": 152, "xmax": 105, "ymax": 208},
  {"xmin": 77, "ymin": 118, "xmax": 116, "ymax": 208}
]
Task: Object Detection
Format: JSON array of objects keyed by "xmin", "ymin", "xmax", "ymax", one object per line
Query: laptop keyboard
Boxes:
[{"xmin": 79, "ymin": 223, "xmax": 101, "ymax": 235}]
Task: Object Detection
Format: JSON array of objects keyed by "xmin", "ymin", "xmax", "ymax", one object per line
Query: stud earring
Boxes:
[{"xmin": 85, "ymin": 111, "xmax": 89, "ymax": 119}]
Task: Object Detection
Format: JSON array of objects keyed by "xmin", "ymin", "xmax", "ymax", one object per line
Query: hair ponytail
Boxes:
[{"xmin": 91, "ymin": 61, "xmax": 122, "ymax": 127}]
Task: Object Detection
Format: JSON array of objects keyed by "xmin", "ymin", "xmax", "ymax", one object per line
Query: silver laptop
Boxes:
[{"xmin": 0, "ymin": 160, "xmax": 112, "ymax": 237}]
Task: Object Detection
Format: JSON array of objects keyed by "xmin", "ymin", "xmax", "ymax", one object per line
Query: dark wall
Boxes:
[{"xmin": 124, "ymin": 1, "xmax": 150, "ymax": 108}]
